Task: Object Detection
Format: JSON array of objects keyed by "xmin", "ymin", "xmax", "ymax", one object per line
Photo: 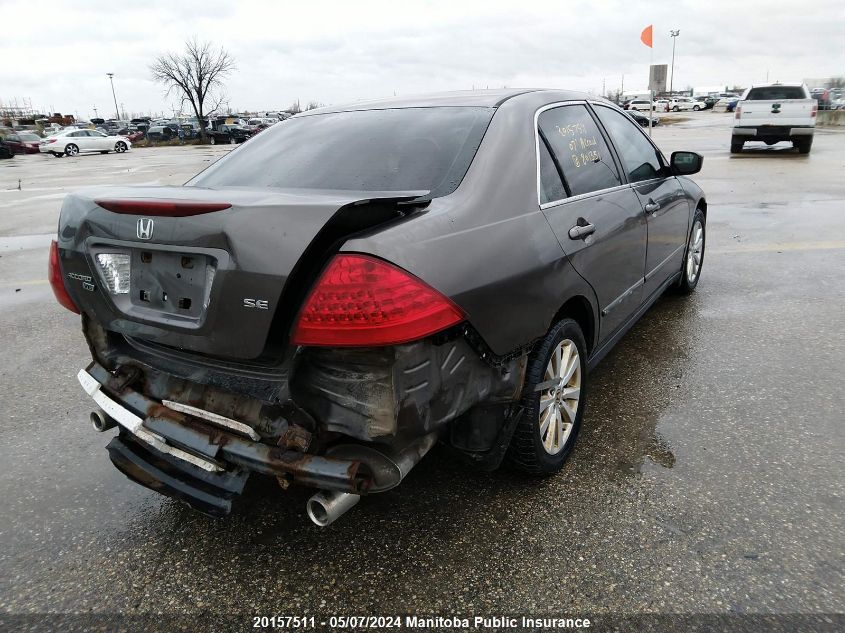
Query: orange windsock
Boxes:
[{"xmin": 640, "ymin": 25, "xmax": 653, "ymax": 48}]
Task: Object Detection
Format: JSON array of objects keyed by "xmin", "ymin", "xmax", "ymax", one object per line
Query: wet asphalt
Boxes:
[{"xmin": 0, "ymin": 115, "xmax": 843, "ymax": 620}]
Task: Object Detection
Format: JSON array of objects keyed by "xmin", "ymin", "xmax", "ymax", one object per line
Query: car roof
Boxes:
[{"xmin": 297, "ymin": 88, "xmax": 597, "ymax": 115}]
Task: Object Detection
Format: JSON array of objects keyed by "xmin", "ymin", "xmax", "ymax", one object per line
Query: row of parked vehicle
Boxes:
[
  {"xmin": 623, "ymin": 93, "xmax": 742, "ymax": 113},
  {"xmin": 0, "ymin": 114, "xmax": 286, "ymax": 159}
]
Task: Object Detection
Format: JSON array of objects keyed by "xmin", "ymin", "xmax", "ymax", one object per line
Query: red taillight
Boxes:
[
  {"xmin": 48, "ymin": 240, "xmax": 80, "ymax": 314},
  {"xmin": 735, "ymin": 104, "xmax": 741, "ymax": 119},
  {"xmin": 291, "ymin": 254, "xmax": 465, "ymax": 347},
  {"xmin": 94, "ymin": 199, "xmax": 231, "ymax": 217},
  {"xmin": 811, "ymin": 103, "xmax": 818, "ymax": 118}
]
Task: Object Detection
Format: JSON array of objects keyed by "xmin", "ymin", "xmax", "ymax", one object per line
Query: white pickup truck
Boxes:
[{"xmin": 731, "ymin": 83, "xmax": 818, "ymax": 154}]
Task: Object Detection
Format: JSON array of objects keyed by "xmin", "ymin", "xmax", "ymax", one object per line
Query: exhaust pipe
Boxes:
[
  {"xmin": 306, "ymin": 490, "xmax": 360, "ymax": 527},
  {"xmin": 306, "ymin": 431, "xmax": 439, "ymax": 526},
  {"xmin": 91, "ymin": 409, "xmax": 117, "ymax": 432}
]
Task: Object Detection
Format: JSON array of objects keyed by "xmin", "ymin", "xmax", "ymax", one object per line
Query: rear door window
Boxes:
[
  {"xmin": 593, "ymin": 105, "xmax": 667, "ymax": 183},
  {"xmin": 538, "ymin": 140, "xmax": 567, "ymax": 204},
  {"xmin": 538, "ymin": 104, "xmax": 621, "ymax": 198}
]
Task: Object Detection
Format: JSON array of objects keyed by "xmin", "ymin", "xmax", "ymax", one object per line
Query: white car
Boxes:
[
  {"xmin": 655, "ymin": 99, "xmax": 670, "ymax": 112},
  {"xmin": 627, "ymin": 99, "xmax": 656, "ymax": 112},
  {"xmin": 39, "ymin": 129, "xmax": 131, "ymax": 157},
  {"xmin": 668, "ymin": 97, "xmax": 704, "ymax": 112}
]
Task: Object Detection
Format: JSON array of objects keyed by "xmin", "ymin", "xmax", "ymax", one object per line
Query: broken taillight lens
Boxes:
[
  {"xmin": 95, "ymin": 253, "xmax": 131, "ymax": 294},
  {"xmin": 94, "ymin": 199, "xmax": 231, "ymax": 217},
  {"xmin": 291, "ymin": 254, "xmax": 465, "ymax": 347},
  {"xmin": 48, "ymin": 240, "xmax": 80, "ymax": 314}
]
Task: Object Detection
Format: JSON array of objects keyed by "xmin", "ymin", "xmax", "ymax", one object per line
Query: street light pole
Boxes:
[
  {"xmin": 669, "ymin": 30, "xmax": 680, "ymax": 97},
  {"xmin": 106, "ymin": 73, "xmax": 120, "ymax": 120}
]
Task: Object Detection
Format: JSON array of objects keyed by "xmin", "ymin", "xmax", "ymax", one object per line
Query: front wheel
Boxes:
[
  {"xmin": 693, "ymin": 105, "xmax": 701, "ymax": 111},
  {"xmin": 673, "ymin": 106, "xmax": 680, "ymax": 112},
  {"xmin": 229, "ymin": 136, "xmax": 236, "ymax": 145},
  {"xmin": 64, "ymin": 144, "xmax": 79, "ymax": 157},
  {"xmin": 506, "ymin": 318, "xmax": 587, "ymax": 474},
  {"xmin": 209, "ymin": 136, "xmax": 216, "ymax": 145},
  {"xmin": 115, "ymin": 141, "xmax": 127, "ymax": 153},
  {"xmin": 675, "ymin": 209, "xmax": 706, "ymax": 294}
]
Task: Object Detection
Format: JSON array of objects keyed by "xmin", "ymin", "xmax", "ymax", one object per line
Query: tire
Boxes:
[
  {"xmin": 675, "ymin": 209, "xmax": 706, "ymax": 294},
  {"xmin": 794, "ymin": 137, "xmax": 813, "ymax": 154},
  {"xmin": 229, "ymin": 136, "xmax": 236, "ymax": 145},
  {"xmin": 115, "ymin": 141, "xmax": 127, "ymax": 153},
  {"xmin": 209, "ymin": 136, "xmax": 216, "ymax": 145},
  {"xmin": 730, "ymin": 137, "xmax": 744, "ymax": 153},
  {"xmin": 64, "ymin": 144, "xmax": 79, "ymax": 157},
  {"xmin": 506, "ymin": 318, "xmax": 587, "ymax": 475},
  {"xmin": 673, "ymin": 106, "xmax": 680, "ymax": 112},
  {"xmin": 693, "ymin": 105, "xmax": 701, "ymax": 111}
]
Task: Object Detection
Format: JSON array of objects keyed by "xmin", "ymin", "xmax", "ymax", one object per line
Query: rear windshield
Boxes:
[
  {"xmin": 188, "ymin": 107, "xmax": 494, "ymax": 197},
  {"xmin": 746, "ymin": 86, "xmax": 807, "ymax": 100}
]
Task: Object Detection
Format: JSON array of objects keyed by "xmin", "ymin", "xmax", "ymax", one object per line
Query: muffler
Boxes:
[
  {"xmin": 306, "ymin": 491, "xmax": 360, "ymax": 527},
  {"xmin": 306, "ymin": 431, "xmax": 439, "ymax": 526},
  {"xmin": 90, "ymin": 409, "xmax": 117, "ymax": 432}
]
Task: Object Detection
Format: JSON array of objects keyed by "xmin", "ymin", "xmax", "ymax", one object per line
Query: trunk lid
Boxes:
[{"xmin": 57, "ymin": 185, "xmax": 425, "ymax": 360}]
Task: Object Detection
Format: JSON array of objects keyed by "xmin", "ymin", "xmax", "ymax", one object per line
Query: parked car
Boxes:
[
  {"xmin": 52, "ymin": 89, "xmax": 706, "ymax": 524},
  {"xmin": 627, "ymin": 99, "xmax": 656, "ymax": 112},
  {"xmin": 2, "ymin": 131, "xmax": 43, "ymax": 154},
  {"xmin": 39, "ymin": 129, "xmax": 131, "ymax": 157},
  {"xmin": 654, "ymin": 99, "xmax": 670, "ymax": 112},
  {"xmin": 124, "ymin": 130, "xmax": 146, "ymax": 142},
  {"xmin": 0, "ymin": 138, "xmax": 14, "ymax": 159},
  {"xmin": 668, "ymin": 97, "xmax": 703, "ymax": 112},
  {"xmin": 732, "ymin": 83, "xmax": 817, "ymax": 153},
  {"xmin": 714, "ymin": 97, "xmax": 740, "ymax": 112},
  {"xmin": 626, "ymin": 109, "xmax": 660, "ymax": 127},
  {"xmin": 145, "ymin": 125, "xmax": 177, "ymax": 142},
  {"xmin": 810, "ymin": 88, "xmax": 832, "ymax": 111},
  {"xmin": 207, "ymin": 124, "xmax": 252, "ymax": 144}
]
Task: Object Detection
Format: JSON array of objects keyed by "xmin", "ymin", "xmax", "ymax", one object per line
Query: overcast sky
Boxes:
[{"xmin": 2, "ymin": 0, "xmax": 843, "ymax": 119}]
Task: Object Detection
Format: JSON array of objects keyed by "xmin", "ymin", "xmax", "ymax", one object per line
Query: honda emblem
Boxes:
[{"xmin": 136, "ymin": 218, "xmax": 154, "ymax": 240}]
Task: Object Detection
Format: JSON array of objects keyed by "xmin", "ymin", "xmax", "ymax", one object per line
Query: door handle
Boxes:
[
  {"xmin": 644, "ymin": 200, "xmax": 660, "ymax": 213},
  {"xmin": 568, "ymin": 222, "xmax": 596, "ymax": 240}
]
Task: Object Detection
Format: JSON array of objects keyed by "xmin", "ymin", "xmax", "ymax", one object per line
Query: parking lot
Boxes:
[{"xmin": 1, "ymin": 113, "xmax": 843, "ymax": 621}]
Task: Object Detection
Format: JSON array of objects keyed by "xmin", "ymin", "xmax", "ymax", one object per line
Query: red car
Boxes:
[{"xmin": 3, "ymin": 131, "xmax": 42, "ymax": 154}]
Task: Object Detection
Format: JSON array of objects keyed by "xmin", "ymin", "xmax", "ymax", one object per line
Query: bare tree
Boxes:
[
  {"xmin": 287, "ymin": 99, "xmax": 302, "ymax": 114},
  {"xmin": 150, "ymin": 39, "xmax": 235, "ymax": 142},
  {"xmin": 304, "ymin": 101, "xmax": 325, "ymax": 111}
]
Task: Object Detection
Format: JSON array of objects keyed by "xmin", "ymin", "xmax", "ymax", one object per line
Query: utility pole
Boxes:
[
  {"xmin": 106, "ymin": 73, "xmax": 119, "ymax": 120},
  {"xmin": 669, "ymin": 30, "xmax": 680, "ymax": 97},
  {"xmin": 93, "ymin": 105, "xmax": 98, "ymax": 118}
]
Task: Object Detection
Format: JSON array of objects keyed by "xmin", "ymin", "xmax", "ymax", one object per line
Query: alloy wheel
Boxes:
[
  {"xmin": 686, "ymin": 219, "xmax": 704, "ymax": 283},
  {"xmin": 538, "ymin": 339, "xmax": 581, "ymax": 455}
]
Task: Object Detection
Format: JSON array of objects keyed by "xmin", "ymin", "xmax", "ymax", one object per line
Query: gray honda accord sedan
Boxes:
[{"xmin": 51, "ymin": 89, "xmax": 706, "ymax": 524}]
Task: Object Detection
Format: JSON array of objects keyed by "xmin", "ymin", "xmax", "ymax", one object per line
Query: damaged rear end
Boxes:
[{"xmin": 54, "ymin": 176, "xmax": 523, "ymax": 523}]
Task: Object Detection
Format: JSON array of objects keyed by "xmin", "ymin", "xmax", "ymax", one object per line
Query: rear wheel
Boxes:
[
  {"xmin": 673, "ymin": 106, "xmax": 680, "ymax": 112},
  {"xmin": 209, "ymin": 136, "xmax": 217, "ymax": 145},
  {"xmin": 794, "ymin": 137, "xmax": 813, "ymax": 154},
  {"xmin": 675, "ymin": 209, "xmax": 706, "ymax": 294},
  {"xmin": 506, "ymin": 318, "xmax": 587, "ymax": 474},
  {"xmin": 730, "ymin": 137, "xmax": 744, "ymax": 153},
  {"xmin": 229, "ymin": 136, "xmax": 236, "ymax": 145},
  {"xmin": 64, "ymin": 144, "xmax": 79, "ymax": 157}
]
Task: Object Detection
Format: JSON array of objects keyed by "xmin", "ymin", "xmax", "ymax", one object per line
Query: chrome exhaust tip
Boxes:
[
  {"xmin": 306, "ymin": 491, "xmax": 360, "ymax": 527},
  {"xmin": 90, "ymin": 409, "xmax": 117, "ymax": 432}
]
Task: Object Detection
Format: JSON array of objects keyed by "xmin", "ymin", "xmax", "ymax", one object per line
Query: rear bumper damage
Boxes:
[{"xmin": 77, "ymin": 325, "xmax": 525, "ymax": 521}]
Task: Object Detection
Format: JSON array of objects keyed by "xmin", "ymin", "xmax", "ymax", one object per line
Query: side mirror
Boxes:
[{"xmin": 670, "ymin": 151, "xmax": 703, "ymax": 176}]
